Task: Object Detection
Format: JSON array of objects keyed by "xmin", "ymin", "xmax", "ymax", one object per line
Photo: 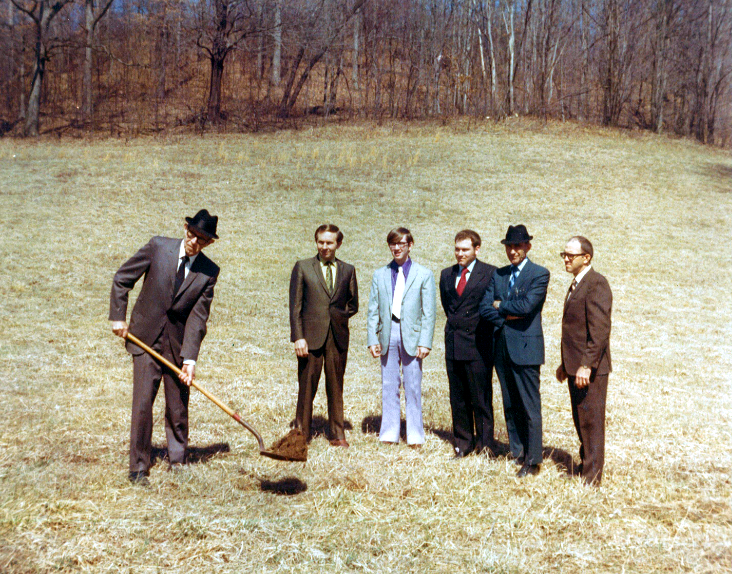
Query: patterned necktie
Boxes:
[
  {"xmin": 174, "ymin": 255, "xmax": 189, "ymax": 295},
  {"xmin": 508, "ymin": 266, "xmax": 518, "ymax": 292},
  {"xmin": 456, "ymin": 267, "xmax": 469, "ymax": 296},
  {"xmin": 565, "ymin": 279, "xmax": 578, "ymax": 303},
  {"xmin": 325, "ymin": 261, "xmax": 334, "ymax": 295}
]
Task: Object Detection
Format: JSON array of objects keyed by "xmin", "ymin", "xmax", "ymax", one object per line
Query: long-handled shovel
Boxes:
[{"xmin": 124, "ymin": 333, "xmax": 307, "ymax": 462}]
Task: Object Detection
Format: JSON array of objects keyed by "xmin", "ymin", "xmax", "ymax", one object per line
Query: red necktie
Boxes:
[{"xmin": 456, "ymin": 267, "xmax": 469, "ymax": 296}]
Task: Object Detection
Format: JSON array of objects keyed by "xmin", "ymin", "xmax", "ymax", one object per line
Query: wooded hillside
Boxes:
[{"xmin": 2, "ymin": 0, "xmax": 731, "ymax": 145}]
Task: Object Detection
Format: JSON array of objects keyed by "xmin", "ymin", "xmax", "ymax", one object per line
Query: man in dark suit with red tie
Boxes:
[
  {"xmin": 480, "ymin": 225, "xmax": 550, "ymax": 477},
  {"xmin": 556, "ymin": 236, "xmax": 612, "ymax": 485},
  {"xmin": 109, "ymin": 210, "xmax": 220, "ymax": 485},
  {"xmin": 440, "ymin": 230, "xmax": 497, "ymax": 458},
  {"xmin": 290, "ymin": 224, "xmax": 359, "ymax": 447}
]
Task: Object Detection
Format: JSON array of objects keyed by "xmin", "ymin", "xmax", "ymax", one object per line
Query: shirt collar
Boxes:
[
  {"xmin": 460, "ymin": 259, "xmax": 478, "ymax": 273},
  {"xmin": 574, "ymin": 264, "xmax": 592, "ymax": 284},
  {"xmin": 512, "ymin": 257, "xmax": 529, "ymax": 272},
  {"xmin": 318, "ymin": 255, "xmax": 336, "ymax": 267},
  {"xmin": 179, "ymin": 241, "xmax": 198, "ymax": 267},
  {"xmin": 389, "ymin": 257, "xmax": 412, "ymax": 274}
]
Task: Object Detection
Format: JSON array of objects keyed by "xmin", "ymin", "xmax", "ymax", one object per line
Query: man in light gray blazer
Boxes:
[{"xmin": 367, "ymin": 228, "xmax": 436, "ymax": 447}]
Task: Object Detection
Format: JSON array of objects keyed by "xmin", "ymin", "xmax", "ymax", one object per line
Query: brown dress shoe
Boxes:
[{"xmin": 329, "ymin": 439, "xmax": 349, "ymax": 447}]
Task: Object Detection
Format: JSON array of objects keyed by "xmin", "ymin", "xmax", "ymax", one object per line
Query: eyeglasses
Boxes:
[
  {"xmin": 560, "ymin": 252, "xmax": 586, "ymax": 261},
  {"xmin": 186, "ymin": 227, "xmax": 213, "ymax": 246},
  {"xmin": 389, "ymin": 241, "xmax": 410, "ymax": 249}
]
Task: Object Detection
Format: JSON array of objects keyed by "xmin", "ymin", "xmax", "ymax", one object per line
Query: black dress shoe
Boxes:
[
  {"xmin": 516, "ymin": 463, "xmax": 540, "ymax": 478},
  {"xmin": 453, "ymin": 447, "xmax": 473, "ymax": 458},
  {"xmin": 128, "ymin": 470, "xmax": 150, "ymax": 486}
]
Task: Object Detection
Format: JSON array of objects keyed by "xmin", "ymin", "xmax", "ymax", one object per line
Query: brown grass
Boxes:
[{"xmin": 0, "ymin": 119, "xmax": 730, "ymax": 573}]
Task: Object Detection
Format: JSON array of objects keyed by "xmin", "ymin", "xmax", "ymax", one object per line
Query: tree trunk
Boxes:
[
  {"xmin": 83, "ymin": 0, "xmax": 95, "ymax": 122},
  {"xmin": 205, "ymin": 0, "xmax": 230, "ymax": 124},
  {"xmin": 352, "ymin": 10, "xmax": 360, "ymax": 90},
  {"xmin": 504, "ymin": 0, "xmax": 515, "ymax": 115},
  {"xmin": 25, "ymin": 45, "xmax": 45, "ymax": 136},
  {"xmin": 272, "ymin": 0, "xmax": 281, "ymax": 86},
  {"xmin": 207, "ymin": 55, "xmax": 225, "ymax": 123},
  {"xmin": 83, "ymin": 0, "xmax": 115, "ymax": 125},
  {"xmin": 278, "ymin": 46, "xmax": 305, "ymax": 116}
]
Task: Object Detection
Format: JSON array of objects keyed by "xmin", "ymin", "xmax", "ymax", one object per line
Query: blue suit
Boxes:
[
  {"xmin": 480, "ymin": 258, "xmax": 549, "ymax": 465},
  {"xmin": 367, "ymin": 260, "xmax": 436, "ymax": 444}
]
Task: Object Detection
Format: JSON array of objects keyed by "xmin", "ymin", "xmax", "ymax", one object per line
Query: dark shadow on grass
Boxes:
[
  {"xmin": 543, "ymin": 445, "xmax": 581, "ymax": 476},
  {"xmin": 151, "ymin": 443, "xmax": 231, "ymax": 467},
  {"xmin": 288, "ymin": 415, "xmax": 353, "ymax": 440},
  {"xmin": 260, "ymin": 477, "xmax": 308, "ymax": 496},
  {"xmin": 711, "ymin": 164, "xmax": 732, "ymax": 191},
  {"xmin": 361, "ymin": 414, "xmax": 407, "ymax": 440},
  {"xmin": 425, "ymin": 424, "xmax": 454, "ymax": 445},
  {"xmin": 424, "ymin": 423, "xmax": 512, "ymax": 457}
]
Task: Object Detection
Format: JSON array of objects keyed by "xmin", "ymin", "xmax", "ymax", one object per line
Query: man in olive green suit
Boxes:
[{"xmin": 289, "ymin": 224, "xmax": 359, "ymax": 446}]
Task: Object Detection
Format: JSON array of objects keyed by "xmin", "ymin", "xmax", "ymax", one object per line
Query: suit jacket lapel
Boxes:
[
  {"xmin": 329, "ymin": 258, "xmax": 349, "ymax": 300},
  {"xmin": 564, "ymin": 268, "xmax": 592, "ymax": 314},
  {"xmin": 510, "ymin": 259, "xmax": 532, "ymax": 298},
  {"xmin": 170, "ymin": 240, "xmax": 182, "ymax": 296},
  {"xmin": 402, "ymin": 263, "xmax": 418, "ymax": 297},
  {"xmin": 382, "ymin": 267, "xmax": 392, "ymax": 301},
  {"xmin": 461, "ymin": 261, "xmax": 485, "ymax": 299},
  {"xmin": 175, "ymin": 253, "xmax": 205, "ymax": 299},
  {"xmin": 312, "ymin": 257, "xmax": 331, "ymax": 297}
]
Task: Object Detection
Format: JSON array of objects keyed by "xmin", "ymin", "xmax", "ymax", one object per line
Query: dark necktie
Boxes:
[
  {"xmin": 456, "ymin": 267, "xmax": 469, "ymax": 296},
  {"xmin": 565, "ymin": 279, "xmax": 577, "ymax": 303},
  {"xmin": 174, "ymin": 255, "xmax": 189, "ymax": 295},
  {"xmin": 325, "ymin": 261, "xmax": 334, "ymax": 295}
]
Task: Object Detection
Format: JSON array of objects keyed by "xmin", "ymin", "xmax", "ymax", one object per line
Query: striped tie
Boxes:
[{"xmin": 508, "ymin": 266, "xmax": 518, "ymax": 292}]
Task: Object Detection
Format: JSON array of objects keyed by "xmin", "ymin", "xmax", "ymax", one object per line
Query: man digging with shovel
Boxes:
[{"xmin": 109, "ymin": 210, "xmax": 220, "ymax": 485}]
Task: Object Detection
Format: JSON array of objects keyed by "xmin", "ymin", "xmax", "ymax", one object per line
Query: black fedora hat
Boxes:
[
  {"xmin": 185, "ymin": 209, "xmax": 219, "ymax": 240},
  {"xmin": 500, "ymin": 224, "xmax": 533, "ymax": 245}
]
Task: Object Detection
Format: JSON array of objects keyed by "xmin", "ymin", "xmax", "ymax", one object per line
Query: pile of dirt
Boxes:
[{"xmin": 261, "ymin": 429, "xmax": 308, "ymax": 462}]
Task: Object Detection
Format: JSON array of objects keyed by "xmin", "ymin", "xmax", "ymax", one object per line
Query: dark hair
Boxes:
[
  {"xmin": 387, "ymin": 227, "xmax": 414, "ymax": 245},
  {"xmin": 454, "ymin": 229, "xmax": 481, "ymax": 248},
  {"xmin": 570, "ymin": 236, "xmax": 594, "ymax": 259},
  {"xmin": 314, "ymin": 224, "xmax": 344, "ymax": 244}
]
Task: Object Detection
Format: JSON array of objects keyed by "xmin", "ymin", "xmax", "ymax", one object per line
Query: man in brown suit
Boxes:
[
  {"xmin": 290, "ymin": 224, "xmax": 358, "ymax": 446},
  {"xmin": 556, "ymin": 236, "xmax": 612, "ymax": 485},
  {"xmin": 110, "ymin": 210, "xmax": 220, "ymax": 485}
]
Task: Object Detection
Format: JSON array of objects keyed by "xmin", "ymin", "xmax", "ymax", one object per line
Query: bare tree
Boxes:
[
  {"xmin": 11, "ymin": 0, "xmax": 76, "ymax": 136},
  {"xmin": 271, "ymin": 0, "xmax": 281, "ymax": 85},
  {"xmin": 277, "ymin": 0, "xmax": 365, "ymax": 118},
  {"xmin": 83, "ymin": 0, "xmax": 115, "ymax": 124},
  {"xmin": 502, "ymin": 0, "xmax": 516, "ymax": 114},
  {"xmin": 191, "ymin": 0, "xmax": 264, "ymax": 124},
  {"xmin": 599, "ymin": 0, "xmax": 638, "ymax": 126}
]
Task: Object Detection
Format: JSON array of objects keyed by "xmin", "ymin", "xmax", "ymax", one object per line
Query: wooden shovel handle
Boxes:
[{"xmin": 124, "ymin": 332, "xmax": 265, "ymax": 452}]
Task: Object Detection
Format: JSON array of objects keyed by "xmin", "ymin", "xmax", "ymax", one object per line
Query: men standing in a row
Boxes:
[
  {"xmin": 109, "ymin": 209, "xmax": 220, "ymax": 485},
  {"xmin": 367, "ymin": 228, "xmax": 435, "ymax": 447},
  {"xmin": 289, "ymin": 224, "xmax": 359, "ymax": 447},
  {"xmin": 556, "ymin": 236, "xmax": 612, "ymax": 485},
  {"xmin": 480, "ymin": 225, "xmax": 550, "ymax": 477},
  {"xmin": 440, "ymin": 230, "xmax": 497, "ymax": 458}
]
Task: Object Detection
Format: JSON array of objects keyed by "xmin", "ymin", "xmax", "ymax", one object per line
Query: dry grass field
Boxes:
[{"xmin": 1, "ymin": 119, "xmax": 730, "ymax": 573}]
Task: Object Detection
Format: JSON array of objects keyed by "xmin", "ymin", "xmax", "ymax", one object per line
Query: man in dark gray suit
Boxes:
[
  {"xmin": 480, "ymin": 225, "xmax": 550, "ymax": 477},
  {"xmin": 290, "ymin": 224, "xmax": 359, "ymax": 447},
  {"xmin": 110, "ymin": 210, "xmax": 220, "ymax": 485}
]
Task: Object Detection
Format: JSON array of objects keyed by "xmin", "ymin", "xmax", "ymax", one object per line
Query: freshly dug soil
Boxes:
[{"xmin": 262, "ymin": 429, "xmax": 308, "ymax": 462}]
